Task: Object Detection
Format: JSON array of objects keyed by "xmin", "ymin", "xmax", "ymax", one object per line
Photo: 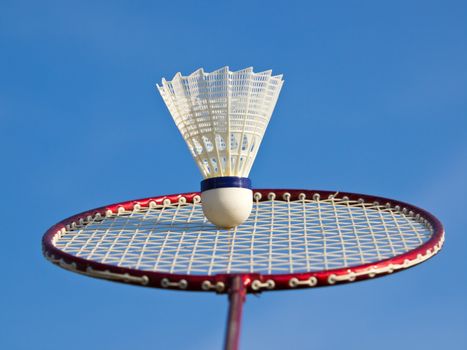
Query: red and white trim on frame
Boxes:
[{"xmin": 43, "ymin": 189, "xmax": 444, "ymax": 293}]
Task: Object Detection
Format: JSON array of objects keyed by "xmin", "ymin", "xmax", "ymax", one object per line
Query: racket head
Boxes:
[{"xmin": 42, "ymin": 189, "xmax": 444, "ymax": 293}]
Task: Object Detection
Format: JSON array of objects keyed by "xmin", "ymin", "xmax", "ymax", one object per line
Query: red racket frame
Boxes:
[{"xmin": 42, "ymin": 189, "xmax": 444, "ymax": 350}]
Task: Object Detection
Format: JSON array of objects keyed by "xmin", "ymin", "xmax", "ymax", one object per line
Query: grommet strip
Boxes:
[{"xmin": 161, "ymin": 278, "xmax": 188, "ymax": 289}]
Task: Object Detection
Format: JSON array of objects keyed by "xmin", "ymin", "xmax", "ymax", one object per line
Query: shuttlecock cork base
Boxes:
[{"xmin": 201, "ymin": 177, "xmax": 252, "ymax": 228}]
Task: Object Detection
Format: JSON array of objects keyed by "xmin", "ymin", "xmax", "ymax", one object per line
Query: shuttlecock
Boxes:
[{"xmin": 157, "ymin": 66, "xmax": 284, "ymax": 228}]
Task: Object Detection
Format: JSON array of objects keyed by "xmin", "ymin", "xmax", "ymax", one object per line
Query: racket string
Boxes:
[{"xmin": 54, "ymin": 196, "xmax": 433, "ymax": 275}]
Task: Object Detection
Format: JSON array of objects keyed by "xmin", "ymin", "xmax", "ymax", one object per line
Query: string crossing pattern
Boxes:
[{"xmin": 53, "ymin": 195, "xmax": 433, "ymax": 276}]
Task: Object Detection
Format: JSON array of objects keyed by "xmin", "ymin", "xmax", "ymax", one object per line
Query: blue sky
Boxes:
[{"xmin": 1, "ymin": 1, "xmax": 466, "ymax": 349}]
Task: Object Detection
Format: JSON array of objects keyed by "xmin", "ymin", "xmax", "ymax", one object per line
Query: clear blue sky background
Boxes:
[{"xmin": 1, "ymin": 1, "xmax": 466, "ymax": 349}]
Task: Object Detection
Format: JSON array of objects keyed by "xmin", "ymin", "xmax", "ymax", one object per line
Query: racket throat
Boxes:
[{"xmin": 224, "ymin": 275, "xmax": 247, "ymax": 350}]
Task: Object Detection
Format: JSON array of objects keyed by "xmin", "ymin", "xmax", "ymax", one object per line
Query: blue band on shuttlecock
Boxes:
[{"xmin": 201, "ymin": 177, "xmax": 252, "ymax": 192}]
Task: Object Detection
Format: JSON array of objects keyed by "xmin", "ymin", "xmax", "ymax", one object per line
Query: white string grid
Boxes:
[
  {"xmin": 53, "ymin": 195, "xmax": 433, "ymax": 276},
  {"xmin": 157, "ymin": 67, "xmax": 284, "ymax": 178}
]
